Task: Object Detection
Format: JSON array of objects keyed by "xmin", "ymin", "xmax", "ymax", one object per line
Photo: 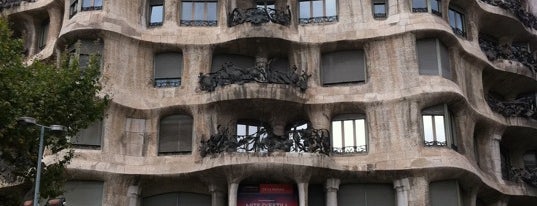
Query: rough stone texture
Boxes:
[{"xmin": 2, "ymin": 0, "xmax": 537, "ymax": 205}]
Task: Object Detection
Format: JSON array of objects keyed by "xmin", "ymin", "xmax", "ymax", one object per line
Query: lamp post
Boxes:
[{"xmin": 18, "ymin": 117, "xmax": 66, "ymax": 206}]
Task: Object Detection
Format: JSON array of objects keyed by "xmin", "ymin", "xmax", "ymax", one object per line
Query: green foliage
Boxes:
[{"xmin": 0, "ymin": 16, "xmax": 108, "ymax": 203}]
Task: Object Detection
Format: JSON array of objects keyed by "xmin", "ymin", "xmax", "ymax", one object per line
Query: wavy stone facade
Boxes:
[{"xmin": 2, "ymin": 0, "xmax": 537, "ymax": 205}]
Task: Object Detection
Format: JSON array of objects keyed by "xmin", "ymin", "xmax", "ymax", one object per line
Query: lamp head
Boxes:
[{"xmin": 17, "ymin": 117, "xmax": 36, "ymax": 126}]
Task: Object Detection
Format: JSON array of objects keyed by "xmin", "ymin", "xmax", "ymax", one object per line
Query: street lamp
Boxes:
[{"xmin": 18, "ymin": 117, "xmax": 66, "ymax": 206}]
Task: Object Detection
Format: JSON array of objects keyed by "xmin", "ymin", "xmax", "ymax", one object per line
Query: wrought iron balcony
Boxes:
[
  {"xmin": 299, "ymin": 16, "xmax": 338, "ymax": 25},
  {"xmin": 0, "ymin": 0, "xmax": 34, "ymax": 11},
  {"xmin": 478, "ymin": 37, "xmax": 537, "ymax": 73},
  {"xmin": 331, "ymin": 146, "xmax": 367, "ymax": 154},
  {"xmin": 424, "ymin": 140, "xmax": 448, "ymax": 147},
  {"xmin": 155, "ymin": 78, "xmax": 181, "ymax": 88},
  {"xmin": 412, "ymin": 7, "xmax": 428, "ymax": 13},
  {"xmin": 180, "ymin": 20, "xmax": 218, "ymax": 27},
  {"xmin": 199, "ymin": 62, "xmax": 310, "ymax": 92},
  {"xmin": 480, "ymin": 0, "xmax": 537, "ymax": 30},
  {"xmin": 452, "ymin": 27, "xmax": 466, "ymax": 37},
  {"xmin": 486, "ymin": 94, "xmax": 537, "ymax": 119},
  {"xmin": 228, "ymin": 6, "xmax": 291, "ymax": 27},
  {"xmin": 199, "ymin": 126, "xmax": 330, "ymax": 157},
  {"xmin": 506, "ymin": 167, "xmax": 537, "ymax": 187}
]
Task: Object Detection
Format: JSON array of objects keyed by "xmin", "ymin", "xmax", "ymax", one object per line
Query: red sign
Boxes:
[{"xmin": 238, "ymin": 184, "xmax": 297, "ymax": 206}]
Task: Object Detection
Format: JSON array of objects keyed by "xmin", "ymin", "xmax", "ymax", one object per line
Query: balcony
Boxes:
[
  {"xmin": 486, "ymin": 93, "xmax": 537, "ymax": 119},
  {"xmin": 199, "ymin": 126, "xmax": 330, "ymax": 157},
  {"xmin": 154, "ymin": 77, "xmax": 181, "ymax": 88},
  {"xmin": 228, "ymin": 6, "xmax": 291, "ymax": 27},
  {"xmin": 478, "ymin": 37, "xmax": 537, "ymax": 73},
  {"xmin": 480, "ymin": 0, "xmax": 537, "ymax": 30},
  {"xmin": 0, "ymin": 0, "xmax": 34, "ymax": 11}
]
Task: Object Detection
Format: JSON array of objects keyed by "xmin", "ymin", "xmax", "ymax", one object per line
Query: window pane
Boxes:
[
  {"xmin": 299, "ymin": 1, "xmax": 311, "ymax": 18},
  {"xmin": 423, "ymin": 115, "xmax": 434, "ymax": 142},
  {"xmin": 325, "ymin": 0, "xmax": 337, "ymax": 17},
  {"xmin": 431, "ymin": 0, "xmax": 439, "ymax": 11},
  {"xmin": 448, "ymin": 10, "xmax": 456, "ymax": 28},
  {"xmin": 207, "ymin": 2, "xmax": 217, "ymax": 21},
  {"xmin": 95, "ymin": 0, "xmax": 102, "ymax": 7},
  {"xmin": 416, "ymin": 39, "xmax": 440, "ymax": 75},
  {"xmin": 182, "ymin": 2, "xmax": 193, "ymax": 20},
  {"xmin": 343, "ymin": 120, "xmax": 354, "ymax": 147},
  {"xmin": 455, "ymin": 13, "xmax": 463, "ymax": 30},
  {"xmin": 194, "ymin": 2, "xmax": 205, "ymax": 20},
  {"xmin": 150, "ymin": 5, "xmax": 164, "ymax": 23},
  {"xmin": 523, "ymin": 152, "xmax": 537, "ymax": 168},
  {"xmin": 248, "ymin": 125, "xmax": 258, "ymax": 135},
  {"xmin": 312, "ymin": 0, "xmax": 323, "ymax": 17},
  {"xmin": 332, "ymin": 121, "xmax": 342, "ymax": 148},
  {"xmin": 374, "ymin": 4, "xmax": 386, "ymax": 15},
  {"xmin": 82, "ymin": 0, "xmax": 91, "ymax": 8},
  {"xmin": 237, "ymin": 124, "xmax": 246, "ymax": 136},
  {"xmin": 355, "ymin": 119, "xmax": 366, "ymax": 147},
  {"xmin": 434, "ymin": 115, "xmax": 446, "ymax": 143},
  {"xmin": 413, "ymin": 0, "xmax": 426, "ymax": 8}
]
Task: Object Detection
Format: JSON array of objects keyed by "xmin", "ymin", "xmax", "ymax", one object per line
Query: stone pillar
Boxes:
[
  {"xmin": 307, "ymin": 105, "xmax": 331, "ymax": 130},
  {"xmin": 325, "ymin": 178, "xmax": 340, "ymax": 206},
  {"xmin": 394, "ymin": 178, "xmax": 410, "ymax": 206},
  {"xmin": 228, "ymin": 182, "xmax": 239, "ymax": 206},
  {"xmin": 407, "ymin": 177, "xmax": 428, "ymax": 206},
  {"xmin": 164, "ymin": 0, "xmax": 177, "ymax": 26},
  {"xmin": 209, "ymin": 184, "xmax": 226, "ymax": 206},
  {"xmin": 127, "ymin": 185, "xmax": 140, "ymax": 206},
  {"xmin": 46, "ymin": 5, "xmax": 62, "ymax": 45},
  {"xmin": 491, "ymin": 133, "xmax": 504, "ymax": 181},
  {"xmin": 297, "ymin": 182, "xmax": 308, "ymax": 206}
]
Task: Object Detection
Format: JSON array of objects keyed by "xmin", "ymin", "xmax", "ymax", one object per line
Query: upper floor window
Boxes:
[
  {"xmin": 82, "ymin": 0, "xmax": 103, "ymax": 11},
  {"xmin": 158, "ymin": 115, "xmax": 193, "ymax": 154},
  {"xmin": 299, "ymin": 0, "xmax": 338, "ymax": 24},
  {"xmin": 448, "ymin": 6, "xmax": 465, "ymax": 37},
  {"xmin": 180, "ymin": 0, "xmax": 218, "ymax": 27},
  {"xmin": 236, "ymin": 121, "xmax": 268, "ymax": 152},
  {"xmin": 154, "ymin": 52, "xmax": 183, "ymax": 88},
  {"xmin": 149, "ymin": 0, "xmax": 164, "ymax": 27},
  {"xmin": 523, "ymin": 151, "xmax": 537, "ymax": 169},
  {"xmin": 38, "ymin": 19, "xmax": 49, "ymax": 50},
  {"xmin": 64, "ymin": 181, "xmax": 104, "ymax": 206},
  {"xmin": 372, "ymin": 0, "xmax": 387, "ymax": 18},
  {"xmin": 287, "ymin": 121, "xmax": 309, "ymax": 152},
  {"xmin": 71, "ymin": 120, "xmax": 103, "ymax": 148},
  {"xmin": 331, "ymin": 114, "xmax": 367, "ymax": 154},
  {"xmin": 321, "ymin": 50, "xmax": 366, "ymax": 85},
  {"xmin": 416, "ymin": 38, "xmax": 451, "ymax": 79},
  {"xmin": 412, "ymin": 0, "xmax": 442, "ymax": 16},
  {"xmin": 69, "ymin": 39, "xmax": 103, "ymax": 69},
  {"xmin": 257, "ymin": 0, "xmax": 276, "ymax": 9},
  {"xmin": 422, "ymin": 104, "xmax": 456, "ymax": 149},
  {"xmin": 211, "ymin": 54, "xmax": 256, "ymax": 72},
  {"xmin": 70, "ymin": 0, "xmax": 79, "ymax": 18}
]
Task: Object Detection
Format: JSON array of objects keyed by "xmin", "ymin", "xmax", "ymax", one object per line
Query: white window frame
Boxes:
[
  {"xmin": 180, "ymin": 0, "xmax": 218, "ymax": 26},
  {"xmin": 81, "ymin": 0, "xmax": 103, "ymax": 11},
  {"xmin": 448, "ymin": 6, "xmax": 465, "ymax": 37},
  {"xmin": 372, "ymin": 0, "xmax": 388, "ymax": 18},
  {"xmin": 149, "ymin": 0, "xmax": 165, "ymax": 27},
  {"xmin": 236, "ymin": 121, "xmax": 269, "ymax": 152},
  {"xmin": 422, "ymin": 104, "xmax": 456, "ymax": 149},
  {"xmin": 287, "ymin": 122, "xmax": 309, "ymax": 152},
  {"xmin": 331, "ymin": 114, "xmax": 368, "ymax": 154},
  {"xmin": 298, "ymin": 0, "xmax": 338, "ymax": 24},
  {"xmin": 412, "ymin": 0, "xmax": 442, "ymax": 16}
]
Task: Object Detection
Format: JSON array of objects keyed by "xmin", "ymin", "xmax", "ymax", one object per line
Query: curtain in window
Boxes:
[
  {"xmin": 159, "ymin": 115, "xmax": 193, "ymax": 153},
  {"xmin": 322, "ymin": 50, "xmax": 366, "ymax": 85}
]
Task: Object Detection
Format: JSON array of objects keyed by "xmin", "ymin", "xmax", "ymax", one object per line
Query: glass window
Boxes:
[
  {"xmin": 38, "ymin": 19, "xmax": 49, "ymax": 50},
  {"xmin": 181, "ymin": 1, "xmax": 218, "ymax": 26},
  {"xmin": 448, "ymin": 7, "xmax": 465, "ymax": 37},
  {"xmin": 82, "ymin": 0, "xmax": 103, "ymax": 11},
  {"xmin": 523, "ymin": 151, "xmax": 537, "ymax": 169},
  {"xmin": 257, "ymin": 0, "xmax": 276, "ymax": 9},
  {"xmin": 149, "ymin": 0, "xmax": 164, "ymax": 26},
  {"xmin": 422, "ymin": 104, "xmax": 455, "ymax": 148},
  {"xmin": 372, "ymin": 0, "xmax": 387, "ymax": 18},
  {"xmin": 412, "ymin": 0, "xmax": 427, "ymax": 12},
  {"xmin": 331, "ymin": 114, "xmax": 367, "ymax": 154},
  {"xmin": 322, "ymin": 50, "xmax": 366, "ymax": 85},
  {"xmin": 287, "ymin": 122, "xmax": 309, "ymax": 152},
  {"xmin": 69, "ymin": 39, "xmax": 103, "ymax": 70},
  {"xmin": 236, "ymin": 121, "xmax": 268, "ymax": 152},
  {"xmin": 431, "ymin": 0, "xmax": 441, "ymax": 16},
  {"xmin": 154, "ymin": 53, "xmax": 183, "ymax": 88},
  {"xmin": 72, "ymin": 120, "xmax": 103, "ymax": 148},
  {"xmin": 70, "ymin": 0, "xmax": 79, "ymax": 18},
  {"xmin": 429, "ymin": 180, "xmax": 462, "ymax": 206},
  {"xmin": 338, "ymin": 184, "xmax": 395, "ymax": 206},
  {"xmin": 158, "ymin": 115, "xmax": 193, "ymax": 154},
  {"xmin": 64, "ymin": 181, "xmax": 104, "ymax": 206},
  {"xmin": 416, "ymin": 38, "xmax": 451, "ymax": 79},
  {"xmin": 299, "ymin": 0, "xmax": 338, "ymax": 24}
]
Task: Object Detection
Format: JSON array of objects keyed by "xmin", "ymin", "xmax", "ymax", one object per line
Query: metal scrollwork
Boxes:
[
  {"xmin": 299, "ymin": 16, "xmax": 338, "ymax": 25},
  {"xmin": 180, "ymin": 20, "xmax": 218, "ymax": 27},
  {"xmin": 198, "ymin": 61, "xmax": 310, "ymax": 92},
  {"xmin": 509, "ymin": 167, "xmax": 537, "ymax": 187},
  {"xmin": 478, "ymin": 37, "xmax": 537, "ymax": 73},
  {"xmin": 228, "ymin": 6, "xmax": 291, "ymax": 27},
  {"xmin": 199, "ymin": 125, "xmax": 331, "ymax": 157},
  {"xmin": 486, "ymin": 94, "xmax": 537, "ymax": 119},
  {"xmin": 480, "ymin": 0, "xmax": 537, "ymax": 30}
]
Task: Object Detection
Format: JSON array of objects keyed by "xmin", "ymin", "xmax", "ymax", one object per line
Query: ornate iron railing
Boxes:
[
  {"xmin": 480, "ymin": 0, "xmax": 537, "ymax": 30},
  {"xmin": 228, "ymin": 6, "xmax": 291, "ymax": 27},
  {"xmin": 155, "ymin": 78, "xmax": 181, "ymax": 88},
  {"xmin": 431, "ymin": 9, "xmax": 442, "ymax": 16},
  {"xmin": 412, "ymin": 7, "xmax": 428, "ymax": 13},
  {"xmin": 486, "ymin": 94, "xmax": 537, "ymax": 119},
  {"xmin": 332, "ymin": 146, "xmax": 367, "ymax": 154},
  {"xmin": 424, "ymin": 140, "xmax": 448, "ymax": 146},
  {"xmin": 180, "ymin": 20, "xmax": 218, "ymax": 27},
  {"xmin": 81, "ymin": 5, "xmax": 102, "ymax": 11},
  {"xmin": 299, "ymin": 16, "xmax": 338, "ymax": 25},
  {"xmin": 507, "ymin": 167, "xmax": 537, "ymax": 187},
  {"xmin": 199, "ymin": 62, "xmax": 310, "ymax": 92},
  {"xmin": 452, "ymin": 27, "xmax": 466, "ymax": 37},
  {"xmin": 0, "ymin": 0, "xmax": 34, "ymax": 11},
  {"xmin": 478, "ymin": 36, "xmax": 537, "ymax": 73},
  {"xmin": 199, "ymin": 126, "xmax": 331, "ymax": 157}
]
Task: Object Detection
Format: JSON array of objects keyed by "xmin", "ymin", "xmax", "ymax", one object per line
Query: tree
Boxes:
[{"xmin": 0, "ymin": 17, "xmax": 108, "ymax": 204}]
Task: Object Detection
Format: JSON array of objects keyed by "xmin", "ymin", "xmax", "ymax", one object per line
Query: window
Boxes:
[
  {"xmin": 211, "ymin": 54, "xmax": 256, "ymax": 72},
  {"xmin": 72, "ymin": 120, "xmax": 103, "ymax": 148},
  {"xmin": 236, "ymin": 121, "xmax": 268, "ymax": 152},
  {"xmin": 38, "ymin": 19, "xmax": 49, "ymax": 50},
  {"xmin": 287, "ymin": 121, "xmax": 309, "ymax": 152},
  {"xmin": 338, "ymin": 184, "xmax": 395, "ymax": 206},
  {"xmin": 64, "ymin": 181, "xmax": 104, "ymax": 206},
  {"xmin": 372, "ymin": 0, "xmax": 387, "ymax": 18},
  {"xmin": 331, "ymin": 114, "xmax": 367, "ymax": 153},
  {"xmin": 149, "ymin": 0, "xmax": 164, "ymax": 27},
  {"xmin": 257, "ymin": 0, "xmax": 276, "ymax": 9},
  {"xmin": 142, "ymin": 192, "xmax": 211, "ymax": 206},
  {"xmin": 429, "ymin": 180, "xmax": 462, "ymax": 206},
  {"xmin": 500, "ymin": 145, "xmax": 511, "ymax": 180},
  {"xmin": 180, "ymin": 0, "xmax": 218, "ymax": 26},
  {"xmin": 154, "ymin": 53, "xmax": 183, "ymax": 87},
  {"xmin": 416, "ymin": 38, "xmax": 451, "ymax": 79},
  {"xmin": 422, "ymin": 104, "xmax": 456, "ymax": 148},
  {"xmin": 69, "ymin": 39, "xmax": 103, "ymax": 69},
  {"xmin": 158, "ymin": 115, "xmax": 193, "ymax": 154},
  {"xmin": 321, "ymin": 50, "xmax": 366, "ymax": 85},
  {"xmin": 70, "ymin": 0, "xmax": 79, "ymax": 18},
  {"xmin": 448, "ymin": 6, "xmax": 465, "ymax": 37},
  {"xmin": 82, "ymin": 0, "xmax": 103, "ymax": 11},
  {"xmin": 299, "ymin": 0, "xmax": 338, "ymax": 24},
  {"xmin": 523, "ymin": 151, "xmax": 537, "ymax": 169},
  {"xmin": 412, "ymin": 0, "xmax": 442, "ymax": 16}
]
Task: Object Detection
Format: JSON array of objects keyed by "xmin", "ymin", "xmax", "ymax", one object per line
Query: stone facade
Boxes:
[{"xmin": 2, "ymin": 0, "xmax": 537, "ymax": 205}]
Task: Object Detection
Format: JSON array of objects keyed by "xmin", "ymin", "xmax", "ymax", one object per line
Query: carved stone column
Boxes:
[
  {"xmin": 394, "ymin": 178, "xmax": 410, "ymax": 206},
  {"xmin": 297, "ymin": 182, "xmax": 308, "ymax": 206},
  {"xmin": 228, "ymin": 182, "xmax": 239, "ymax": 206},
  {"xmin": 46, "ymin": 5, "xmax": 62, "ymax": 47},
  {"xmin": 407, "ymin": 177, "xmax": 428, "ymax": 206},
  {"xmin": 127, "ymin": 185, "xmax": 140, "ymax": 206},
  {"xmin": 325, "ymin": 178, "xmax": 340, "ymax": 206}
]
